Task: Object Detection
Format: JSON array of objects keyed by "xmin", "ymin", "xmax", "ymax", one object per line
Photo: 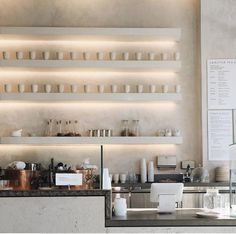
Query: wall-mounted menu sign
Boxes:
[
  {"xmin": 208, "ymin": 59, "xmax": 236, "ymax": 109},
  {"xmin": 208, "ymin": 110, "xmax": 233, "ymax": 161},
  {"xmin": 207, "ymin": 59, "xmax": 235, "ymax": 160}
]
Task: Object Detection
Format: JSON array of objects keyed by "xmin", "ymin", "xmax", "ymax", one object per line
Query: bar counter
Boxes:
[
  {"xmin": 106, "ymin": 208, "xmax": 236, "ymax": 227},
  {"xmin": 0, "ymin": 189, "xmax": 112, "ymax": 219}
]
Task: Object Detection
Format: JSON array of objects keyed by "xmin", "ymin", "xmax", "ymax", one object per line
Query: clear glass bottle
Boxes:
[
  {"xmin": 56, "ymin": 120, "xmax": 62, "ymax": 136},
  {"xmin": 45, "ymin": 119, "xmax": 53, "ymax": 136},
  {"xmin": 64, "ymin": 121, "xmax": 70, "ymax": 135},
  {"xmin": 68, "ymin": 120, "xmax": 74, "ymax": 135},
  {"xmin": 73, "ymin": 120, "xmax": 81, "ymax": 136},
  {"xmin": 203, "ymin": 189, "xmax": 222, "ymax": 210},
  {"xmin": 130, "ymin": 120, "xmax": 140, "ymax": 136},
  {"xmin": 121, "ymin": 120, "xmax": 129, "ymax": 136}
]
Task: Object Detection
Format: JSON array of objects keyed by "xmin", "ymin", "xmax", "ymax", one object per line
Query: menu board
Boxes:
[
  {"xmin": 208, "ymin": 59, "xmax": 236, "ymax": 109},
  {"xmin": 208, "ymin": 110, "xmax": 233, "ymax": 161}
]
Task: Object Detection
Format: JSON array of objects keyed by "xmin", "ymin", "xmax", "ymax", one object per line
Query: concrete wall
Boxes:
[
  {"xmin": 0, "ymin": 1, "xmax": 201, "ymax": 175},
  {"xmin": 201, "ymin": 0, "xmax": 236, "ymax": 178}
]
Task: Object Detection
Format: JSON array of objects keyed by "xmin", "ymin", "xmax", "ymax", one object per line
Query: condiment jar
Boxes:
[
  {"xmin": 121, "ymin": 120, "xmax": 129, "ymax": 136},
  {"xmin": 204, "ymin": 189, "xmax": 222, "ymax": 210}
]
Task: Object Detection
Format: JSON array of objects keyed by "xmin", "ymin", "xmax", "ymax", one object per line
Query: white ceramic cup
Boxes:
[
  {"xmin": 31, "ymin": 84, "xmax": 38, "ymax": 93},
  {"xmin": 45, "ymin": 84, "xmax": 52, "ymax": 93},
  {"xmin": 71, "ymin": 84, "xmax": 78, "ymax": 93},
  {"xmin": 162, "ymin": 84, "xmax": 168, "ymax": 93},
  {"xmin": 175, "ymin": 84, "xmax": 181, "ymax": 93},
  {"xmin": 137, "ymin": 84, "xmax": 143, "ymax": 93},
  {"xmin": 149, "ymin": 84, "xmax": 156, "ymax": 93},
  {"xmin": 111, "ymin": 84, "xmax": 118, "ymax": 93},
  {"xmin": 83, "ymin": 52, "xmax": 90, "ymax": 60},
  {"xmin": 135, "ymin": 52, "xmax": 142, "ymax": 60},
  {"xmin": 97, "ymin": 52, "xmax": 104, "ymax": 60},
  {"xmin": 18, "ymin": 84, "xmax": 25, "ymax": 93},
  {"xmin": 4, "ymin": 84, "xmax": 12, "ymax": 93},
  {"xmin": 165, "ymin": 128, "xmax": 172, "ymax": 137},
  {"xmin": 124, "ymin": 84, "xmax": 130, "ymax": 93},
  {"xmin": 109, "ymin": 52, "xmax": 116, "ymax": 60},
  {"xmin": 123, "ymin": 52, "xmax": 129, "ymax": 61},
  {"xmin": 29, "ymin": 51, "xmax": 36, "ymax": 60},
  {"xmin": 43, "ymin": 51, "xmax": 50, "ymax": 60},
  {"xmin": 98, "ymin": 84, "xmax": 105, "ymax": 93},
  {"xmin": 148, "ymin": 52, "xmax": 155, "ymax": 60},
  {"xmin": 120, "ymin": 174, "xmax": 127, "ymax": 183},
  {"xmin": 16, "ymin": 51, "xmax": 23, "ymax": 60},
  {"xmin": 161, "ymin": 52, "xmax": 168, "ymax": 60},
  {"xmin": 2, "ymin": 51, "xmax": 10, "ymax": 60},
  {"xmin": 172, "ymin": 129, "xmax": 181, "ymax": 137},
  {"xmin": 70, "ymin": 51, "xmax": 77, "ymax": 60},
  {"xmin": 109, "ymin": 174, "xmax": 113, "ymax": 182},
  {"xmin": 174, "ymin": 52, "xmax": 180, "ymax": 60},
  {"xmin": 157, "ymin": 129, "xmax": 165, "ymax": 137},
  {"xmin": 113, "ymin": 174, "xmax": 119, "ymax": 183},
  {"xmin": 58, "ymin": 84, "xmax": 65, "ymax": 93},
  {"xmin": 57, "ymin": 52, "xmax": 64, "ymax": 60},
  {"xmin": 84, "ymin": 84, "xmax": 91, "ymax": 93}
]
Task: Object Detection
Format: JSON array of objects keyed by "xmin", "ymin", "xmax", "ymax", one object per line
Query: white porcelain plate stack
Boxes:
[{"xmin": 215, "ymin": 166, "xmax": 229, "ymax": 182}]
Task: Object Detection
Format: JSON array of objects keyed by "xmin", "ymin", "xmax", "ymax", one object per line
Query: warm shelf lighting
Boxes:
[
  {"xmin": 0, "ymin": 102, "xmax": 178, "ymax": 109},
  {"xmin": 0, "ymin": 70, "xmax": 177, "ymax": 77},
  {"xmin": 0, "ymin": 39, "xmax": 176, "ymax": 47}
]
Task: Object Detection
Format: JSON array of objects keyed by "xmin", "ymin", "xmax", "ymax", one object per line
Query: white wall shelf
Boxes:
[
  {"xmin": 0, "ymin": 60, "xmax": 181, "ymax": 72},
  {"xmin": 0, "ymin": 93, "xmax": 182, "ymax": 102},
  {"xmin": 0, "ymin": 137, "xmax": 183, "ymax": 145},
  {"xmin": 0, "ymin": 27, "xmax": 181, "ymax": 41}
]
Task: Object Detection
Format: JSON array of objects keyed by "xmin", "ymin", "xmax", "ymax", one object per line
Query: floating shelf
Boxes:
[
  {"xmin": 0, "ymin": 137, "xmax": 183, "ymax": 145},
  {"xmin": 0, "ymin": 93, "xmax": 182, "ymax": 102},
  {"xmin": 0, "ymin": 27, "xmax": 181, "ymax": 41},
  {"xmin": 0, "ymin": 60, "xmax": 181, "ymax": 72}
]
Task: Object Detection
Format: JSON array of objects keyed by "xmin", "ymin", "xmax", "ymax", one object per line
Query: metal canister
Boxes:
[
  {"xmin": 105, "ymin": 129, "xmax": 113, "ymax": 137},
  {"xmin": 100, "ymin": 129, "xmax": 106, "ymax": 137},
  {"xmin": 93, "ymin": 129, "xmax": 100, "ymax": 137},
  {"xmin": 88, "ymin": 130, "xmax": 93, "ymax": 137}
]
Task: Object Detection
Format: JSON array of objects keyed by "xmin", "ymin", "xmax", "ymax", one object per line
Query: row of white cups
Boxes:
[
  {"xmin": 1, "ymin": 51, "xmax": 180, "ymax": 61},
  {"xmin": 3, "ymin": 83, "xmax": 181, "ymax": 94}
]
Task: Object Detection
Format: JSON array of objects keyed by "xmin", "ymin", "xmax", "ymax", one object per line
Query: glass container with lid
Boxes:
[
  {"xmin": 130, "ymin": 120, "xmax": 140, "ymax": 137},
  {"xmin": 204, "ymin": 189, "xmax": 222, "ymax": 210},
  {"xmin": 121, "ymin": 120, "xmax": 129, "ymax": 136}
]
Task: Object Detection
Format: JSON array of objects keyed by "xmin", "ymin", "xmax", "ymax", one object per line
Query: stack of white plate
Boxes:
[{"xmin": 215, "ymin": 166, "xmax": 229, "ymax": 182}]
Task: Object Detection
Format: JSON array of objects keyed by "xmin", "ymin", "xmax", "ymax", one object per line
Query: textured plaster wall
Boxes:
[
  {"xmin": 0, "ymin": 0, "xmax": 201, "ymax": 175},
  {"xmin": 201, "ymin": 0, "xmax": 236, "ymax": 178}
]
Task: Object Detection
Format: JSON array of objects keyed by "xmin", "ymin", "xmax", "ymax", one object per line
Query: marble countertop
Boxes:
[{"xmin": 106, "ymin": 208, "xmax": 236, "ymax": 227}]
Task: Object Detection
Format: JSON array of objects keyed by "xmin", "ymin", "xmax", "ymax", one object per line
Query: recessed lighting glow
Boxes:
[
  {"xmin": 0, "ymin": 70, "xmax": 177, "ymax": 78},
  {"xmin": 0, "ymin": 39, "xmax": 176, "ymax": 47},
  {"xmin": 0, "ymin": 102, "xmax": 177, "ymax": 109}
]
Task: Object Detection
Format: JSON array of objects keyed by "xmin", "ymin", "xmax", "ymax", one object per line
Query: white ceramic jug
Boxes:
[{"xmin": 114, "ymin": 198, "xmax": 127, "ymax": 216}]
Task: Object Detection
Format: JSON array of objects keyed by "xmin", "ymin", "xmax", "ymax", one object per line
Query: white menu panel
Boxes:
[
  {"xmin": 208, "ymin": 59, "xmax": 236, "ymax": 109},
  {"xmin": 208, "ymin": 110, "xmax": 233, "ymax": 160},
  {"xmin": 55, "ymin": 173, "xmax": 83, "ymax": 186}
]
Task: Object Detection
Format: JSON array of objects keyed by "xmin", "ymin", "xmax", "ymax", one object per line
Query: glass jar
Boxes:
[
  {"xmin": 130, "ymin": 120, "xmax": 140, "ymax": 136},
  {"xmin": 56, "ymin": 120, "xmax": 62, "ymax": 136},
  {"xmin": 45, "ymin": 119, "xmax": 53, "ymax": 136},
  {"xmin": 204, "ymin": 189, "xmax": 222, "ymax": 210},
  {"xmin": 121, "ymin": 120, "xmax": 129, "ymax": 136}
]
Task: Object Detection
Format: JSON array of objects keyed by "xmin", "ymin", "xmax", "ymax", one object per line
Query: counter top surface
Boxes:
[
  {"xmin": 106, "ymin": 208, "xmax": 236, "ymax": 227},
  {"xmin": 112, "ymin": 182, "xmax": 229, "ymax": 188},
  {"xmin": 0, "ymin": 189, "xmax": 110, "ymax": 197}
]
